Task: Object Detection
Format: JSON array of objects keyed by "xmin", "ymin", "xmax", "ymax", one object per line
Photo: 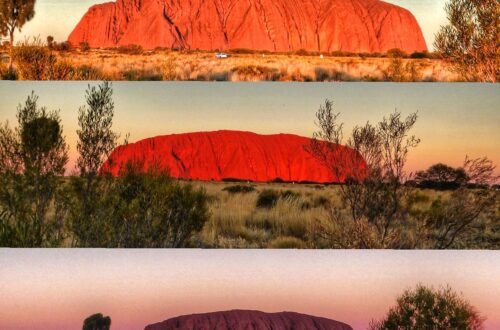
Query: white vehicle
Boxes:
[{"xmin": 215, "ymin": 52, "xmax": 229, "ymax": 58}]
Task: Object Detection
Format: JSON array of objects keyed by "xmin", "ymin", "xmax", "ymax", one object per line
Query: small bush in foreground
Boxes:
[
  {"xmin": 223, "ymin": 185, "xmax": 256, "ymax": 194},
  {"xmin": 269, "ymin": 236, "xmax": 306, "ymax": 249},
  {"xmin": 256, "ymin": 189, "xmax": 280, "ymax": 209}
]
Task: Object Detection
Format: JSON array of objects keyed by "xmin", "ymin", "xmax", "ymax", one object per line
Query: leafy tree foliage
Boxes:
[
  {"xmin": 99, "ymin": 162, "xmax": 210, "ymax": 248},
  {"xmin": 0, "ymin": 92, "xmax": 68, "ymax": 246},
  {"xmin": 370, "ymin": 284, "xmax": 485, "ymax": 330},
  {"xmin": 69, "ymin": 82, "xmax": 118, "ymax": 247},
  {"xmin": 0, "ymin": 0, "xmax": 36, "ymax": 49},
  {"xmin": 83, "ymin": 313, "xmax": 111, "ymax": 330},
  {"xmin": 434, "ymin": 0, "xmax": 499, "ymax": 82}
]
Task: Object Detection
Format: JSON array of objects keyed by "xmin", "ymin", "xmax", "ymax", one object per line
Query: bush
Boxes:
[
  {"xmin": 222, "ymin": 185, "xmax": 256, "ymax": 194},
  {"xmin": 53, "ymin": 41, "xmax": 73, "ymax": 52},
  {"xmin": 83, "ymin": 313, "xmax": 111, "ymax": 330},
  {"xmin": 11, "ymin": 38, "xmax": 56, "ymax": 80},
  {"xmin": 117, "ymin": 44, "xmax": 143, "ymax": 55},
  {"xmin": 269, "ymin": 236, "xmax": 306, "ymax": 249},
  {"xmin": 79, "ymin": 41, "xmax": 90, "ymax": 52},
  {"xmin": 386, "ymin": 48, "xmax": 408, "ymax": 58},
  {"xmin": 256, "ymin": 189, "xmax": 280, "ymax": 209},
  {"xmin": 370, "ymin": 284, "xmax": 485, "ymax": 330},
  {"xmin": 410, "ymin": 51, "xmax": 431, "ymax": 59},
  {"xmin": 70, "ymin": 164, "xmax": 210, "ymax": 248},
  {"xmin": 0, "ymin": 61, "xmax": 17, "ymax": 80},
  {"xmin": 383, "ymin": 57, "xmax": 422, "ymax": 82}
]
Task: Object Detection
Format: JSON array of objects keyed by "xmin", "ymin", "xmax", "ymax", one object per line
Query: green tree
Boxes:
[
  {"xmin": 70, "ymin": 82, "xmax": 118, "ymax": 247},
  {"xmin": 0, "ymin": 92, "xmax": 68, "ymax": 247},
  {"xmin": 83, "ymin": 313, "xmax": 111, "ymax": 330},
  {"xmin": 434, "ymin": 0, "xmax": 499, "ymax": 82},
  {"xmin": 98, "ymin": 162, "xmax": 210, "ymax": 248},
  {"xmin": 414, "ymin": 163, "xmax": 468, "ymax": 190},
  {"xmin": 370, "ymin": 284, "xmax": 485, "ymax": 330},
  {"xmin": 0, "ymin": 0, "xmax": 36, "ymax": 59}
]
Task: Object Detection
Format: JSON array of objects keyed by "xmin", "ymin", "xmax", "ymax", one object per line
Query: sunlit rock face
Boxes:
[
  {"xmin": 101, "ymin": 130, "xmax": 366, "ymax": 183},
  {"xmin": 69, "ymin": 0, "xmax": 427, "ymax": 53}
]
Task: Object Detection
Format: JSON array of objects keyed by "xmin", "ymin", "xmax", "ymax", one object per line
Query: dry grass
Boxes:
[
  {"xmin": 189, "ymin": 181, "xmax": 459, "ymax": 248},
  {"xmin": 0, "ymin": 47, "xmax": 460, "ymax": 81}
]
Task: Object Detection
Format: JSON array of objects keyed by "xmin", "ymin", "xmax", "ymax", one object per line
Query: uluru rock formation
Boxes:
[
  {"xmin": 101, "ymin": 130, "xmax": 366, "ymax": 183},
  {"xmin": 144, "ymin": 310, "xmax": 353, "ymax": 330},
  {"xmin": 69, "ymin": 0, "xmax": 427, "ymax": 53}
]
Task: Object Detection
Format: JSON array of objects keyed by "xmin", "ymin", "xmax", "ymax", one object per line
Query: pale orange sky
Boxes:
[
  {"xmin": 0, "ymin": 82, "xmax": 498, "ymax": 177},
  {"xmin": 0, "ymin": 250, "xmax": 499, "ymax": 330}
]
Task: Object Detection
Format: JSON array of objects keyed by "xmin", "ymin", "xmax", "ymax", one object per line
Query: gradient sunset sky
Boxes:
[
  {"xmin": 0, "ymin": 250, "xmax": 499, "ymax": 330},
  {"xmin": 14, "ymin": 0, "xmax": 446, "ymax": 50},
  {"xmin": 0, "ymin": 82, "xmax": 499, "ymax": 176}
]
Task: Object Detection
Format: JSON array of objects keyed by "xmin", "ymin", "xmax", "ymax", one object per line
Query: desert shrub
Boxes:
[
  {"xmin": 384, "ymin": 58, "xmax": 422, "ymax": 82},
  {"xmin": 0, "ymin": 61, "xmax": 17, "ymax": 80},
  {"xmin": 0, "ymin": 92, "xmax": 68, "ymax": 247},
  {"xmin": 74, "ymin": 65, "xmax": 106, "ymax": 80},
  {"xmin": 53, "ymin": 41, "xmax": 73, "ymax": 52},
  {"xmin": 256, "ymin": 189, "xmax": 280, "ymax": 209},
  {"xmin": 268, "ymin": 236, "xmax": 306, "ymax": 249},
  {"xmin": 117, "ymin": 44, "xmax": 143, "ymax": 55},
  {"xmin": 330, "ymin": 51, "xmax": 357, "ymax": 57},
  {"xmin": 162, "ymin": 57, "xmax": 178, "ymax": 80},
  {"xmin": 222, "ymin": 185, "xmax": 256, "ymax": 194},
  {"xmin": 309, "ymin": 100, "xmax": 420, "ymax": 248},
  {"xmin": 79, "ymin": 41, "xmax": 90, "ymax": 52},
  {"xmin": 386, "ymin": 48, "xmax": 408, "ymax": 58},
  {"xmin": 83, "ymin": 313, "xmax": 111, "ymax": 330},
  {"xmin": 122, "ymin": 69, "xmax": 162, "ymax": 81},
  {"xmin": 11, "ymin": 38, "xmax": 56, "ymax": 80},
  {"xmin": 46, "ymin": 36, "xmax": 54, "ymax": 49},
  {"xmin": 410, "ymin": 51, "xmax": 431, "ymax": 59},
  {"xmin": 370, "ymin": 284, "xmax": 485, "ymax": 330},
  {"xmin": 231, "ymin": 65, "xmax": 279, "ymax": 80}
]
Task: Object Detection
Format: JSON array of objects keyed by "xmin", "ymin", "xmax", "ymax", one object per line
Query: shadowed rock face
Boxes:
[
  {"xmin": 101, "ymin": 130, "xmax": 366, "ymax": 183},
  {"xmin": 144, "ymin": 310, "xmax": 353, "ymax": 330},
  {"xmin": 69, "ymin": 0, "xmax": 427, "ymax": 53}
]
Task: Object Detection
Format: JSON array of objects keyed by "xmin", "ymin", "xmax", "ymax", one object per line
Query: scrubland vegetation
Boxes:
[
  {"xmin": 370, "ymin": 284, "xmax": 485, "ymax": 330},
  {"xmin": 0, "ymin": 84, "xmax": 498, "ymax": 248},
  {"xmin": 0, "ymin": 39, "xmax": 459, "ymax": 82}
]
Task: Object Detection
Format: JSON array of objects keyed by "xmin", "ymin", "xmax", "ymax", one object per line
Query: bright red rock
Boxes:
[
  {"xmin": 144, "ymin": 310, "xmax": 353, "ymax": 330},
  {"xmin": 101, "ymin": 130, "xmax": 366, "ymax": 183},
  {"xmin": 69, "ymin": 0, "xmax": 427, "ymax": 53}
]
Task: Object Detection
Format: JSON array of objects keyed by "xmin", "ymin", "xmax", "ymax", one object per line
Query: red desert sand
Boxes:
[
  {"xmin": 69, "ymin": 0, "xmax": 427, "ymax": 53},
  {"xmin": 144, "ymin": 310, "xmax": 353, "ymax": 330},
  {"xmin": 101, "ymin": 130, "xmax": 366, "ymax": 183}
]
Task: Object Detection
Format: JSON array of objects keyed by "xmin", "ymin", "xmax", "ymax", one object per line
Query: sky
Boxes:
[
  {"xmin": 0, "ymin": 250, "xmax": 499, "ymax": 330},
  {"xmin": 0, "ymin": 82, "xmax": 499, "ymax": 176},
  {"xmin": 12, "ymin": 0, "xmax": 447, "ymax": 50}
]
